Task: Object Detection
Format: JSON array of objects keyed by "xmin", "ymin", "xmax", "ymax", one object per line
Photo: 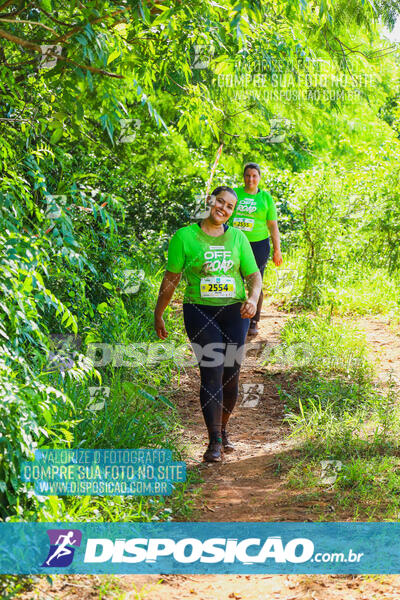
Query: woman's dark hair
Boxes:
[
  {"xmin": 243, "ymin": 162, "xmax": 261, "ymax": 176},
  {"xmin": 210, "ymin": 185, "xmax": 238, "ymax": 201}
]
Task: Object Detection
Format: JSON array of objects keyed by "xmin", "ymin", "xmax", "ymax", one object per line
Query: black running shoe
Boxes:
[
  {"xmin": 247, "ymin": 320, "xmax": 259, "ymax": 336},
  {"xmin": 221, "ymin": 430, "xmax": 235, "ymax": 453},
  {"xmin": 203, "ymin": 439, "xmax": 223, "ymax": 462}
]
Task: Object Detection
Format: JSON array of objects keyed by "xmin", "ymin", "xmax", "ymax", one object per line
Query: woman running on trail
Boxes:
[
  {"xmin": 230, "ymin": 162, "xmax": 283, "ymax": 336},
  {"xmin": 154, "ymin": 186, "xmax": 262, "ymax": 462}
]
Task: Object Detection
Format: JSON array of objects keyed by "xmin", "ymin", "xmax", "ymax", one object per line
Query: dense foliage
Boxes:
[{"xmin": 1, "ymin": 0, "xmax": 400, "ymax": 529}]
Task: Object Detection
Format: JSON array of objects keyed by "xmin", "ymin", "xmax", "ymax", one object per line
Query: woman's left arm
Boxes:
[
  {"xmin": 154, "ymin": 271, "xmax": 182, "ymax": 339},
  {"xmin": 241, "ymin": 270, "xmax": 262, "ymax": 319},
  {"xmin": 267, "ymin": 220, "xmax": 283, "ymax": 266}
]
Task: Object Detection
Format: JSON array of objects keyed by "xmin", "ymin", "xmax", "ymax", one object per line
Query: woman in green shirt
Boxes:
[
  {"xmin": 154, "ymin": 186, "xmax": 262, "ymax": 462},
  {"xmin": 231, "ymin": 162, "xmax": 283, "ymax": 336}
]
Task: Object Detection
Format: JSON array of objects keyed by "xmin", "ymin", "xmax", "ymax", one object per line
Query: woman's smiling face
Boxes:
[{"xmin": 209, "ymin": 190, "xmax": 237, "ymax": 225}]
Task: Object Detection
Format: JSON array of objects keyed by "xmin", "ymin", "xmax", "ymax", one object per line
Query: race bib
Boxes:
[
  {"xmin": 233, "ymin": 217, "xmax": 254, "ymax": 231},
  {"xmin": 200, "ymin": 276, "xmax": 236, "ymax": 298}
]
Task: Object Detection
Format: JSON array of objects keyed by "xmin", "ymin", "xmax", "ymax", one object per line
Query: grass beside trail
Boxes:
[
  {"xmin": 1, "ymin": 574, "xmax": 163, "ymax": 600},
  {"xmin": 1, "ymin": 267, "xmax": 203, "ymax": 598},
  {"xmin": 10, "ymin": 266, "xmax": 202, "ymax": 526},
  {"xmin": 264, "ymin": 312, "xmax": 400, "ymax": 521},
  {"xmin": 263, "ymin": 255, "xmax": 400, "ymax": 320}
]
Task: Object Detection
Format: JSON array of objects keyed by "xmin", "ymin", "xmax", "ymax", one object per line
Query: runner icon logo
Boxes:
[
  {"xmin": 192, "ymin": 44, "xmax": 214, "ymax": 69},
  {"xmin": 42, "ymin": 529, "xmax": 82, "ymax": 568},
  {"xmin": 117, "ymin": 119, "xmax": 142, "ymax": 144},
  {"xmin": 122, "ymin": 269, "xmax": 145, "ymax": 294},
  {"xmin": 48, "ymin": 334, "xmax": 82, "ymax": 373},
  {"xmin": 45, "ymin": 195, "xmax": 67, "ymax": 220},
  {"xmin": 39, "ymin": 44, "xmax": 62, "ymax": 70},
  {"xmin": 273, "ymin": 269, "xmax": 298, "ymax": 295},
  {"xmin": 241, "ymin": 383, "xmax": 264, "ymax": 407},
  {"xmin": 268, "ymin": 118, "xmax": 291, "ymax": 144},
  {"xmin": 320, "ymin": 460, "xmax": 342, "ymax": 485},
  {"xmin": 88, "ymin": 386, "xmax": 110, "ymax": 412},
  {"xmin": 190, "ymin": 194, "xmax": 213, "ymax": 220}
]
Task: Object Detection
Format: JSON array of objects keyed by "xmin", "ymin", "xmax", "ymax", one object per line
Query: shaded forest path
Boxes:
[
  {"xmin": 354, "ymin": 314, "xmax": 400, "ymax": 390},
  {"xmin": 172, "ymin": 306, "xmax": 400, "ymax": 523},
  {"xmin": 20, "ymin": 304, "xmax": 400, "ymax": 599},
  {"xmin": 120, "ymin": 304, "xmax": 400, "ymax": 599},
  {"xmin": 174, "ymin": 304, "xmax": 299, "ymax": 522}
]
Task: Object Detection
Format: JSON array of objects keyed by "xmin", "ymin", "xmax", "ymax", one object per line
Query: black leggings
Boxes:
[
  {"xmin": 183, "ymin": 303, "xmax": 250, "ymax": 441},
  {"xmin": 249, "ymin": 238, "xmax": 270, "ymax": 322}
]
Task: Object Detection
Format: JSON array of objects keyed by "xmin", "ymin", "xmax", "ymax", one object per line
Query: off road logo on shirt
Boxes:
[
  {"xmin": 236, "ymin": 197, "xmax": 257, "ymax": 213},
  {"xmin": 202, "ymin": 245, "xmax": 233, "ymax": 274}
]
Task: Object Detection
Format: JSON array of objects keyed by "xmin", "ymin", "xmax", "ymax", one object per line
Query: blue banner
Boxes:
[{"xmin": 1, "ymin": 522, "xmax": 400, "ymax": 574}]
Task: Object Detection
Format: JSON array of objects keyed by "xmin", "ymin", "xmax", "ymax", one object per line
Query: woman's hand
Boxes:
[
  {"xmin": 240, "ymin": 298, "xmax": 257, "ymax": 319},
  {"xmin": 154, "ymin": 314, "xmax": 168, "ymax": 339},
  {"xmin": 273, "ymin": 249, "xmax": 283, "ymax": 266},
  {"xmin": 267, "ymin": 221, "xmax": 282, "ymax": 266},
  {"xmin": 154, "ymin": 271, "xmax": 181, "ymax": 340}
]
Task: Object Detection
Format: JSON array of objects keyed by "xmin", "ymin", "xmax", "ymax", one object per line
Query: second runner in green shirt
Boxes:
[{"xmin": 229, "ymin": 186, "xmax": 277, "ymax": 242}]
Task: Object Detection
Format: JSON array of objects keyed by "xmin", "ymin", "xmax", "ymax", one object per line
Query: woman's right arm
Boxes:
[{"xmin": 154, "ymin": 271, "xmax": 182, "ymax": 339}]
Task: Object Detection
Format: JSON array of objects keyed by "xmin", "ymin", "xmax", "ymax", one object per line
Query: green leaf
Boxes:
[
  {"xmin": 107, "ymin": 49, "xmax": 120, "ymax": 65},
  {"xmin": 96, "ymin": 302, "xmax": 109, "ymax": 314},
  {"xmin": 137, "ymin": 388, "xmax": 156, "ymax": 402},
  {"xmin": 152, "ymin": 7, "xmax": 174, "ymax": 25},
  {"xmin": 42, "ymin": 409, "xmax": 53, "ymax": 426},
  {"xmin": 40, "ymin": 0, "xmax": 52, "ymax": 11},
  {"xmin": 50, "ymin": 128, "xmax": 63, "ymax": 144},
  {"xmin": 76, "ymin": 102, "xmax": 84, "ymax": 120},
  {"xmin": 59, "ymin": 427, "xmax": 74, "ymax": 442},
  {"xmin": 158, "ymin": 394, "xmax": 175, "ymax": 409}
]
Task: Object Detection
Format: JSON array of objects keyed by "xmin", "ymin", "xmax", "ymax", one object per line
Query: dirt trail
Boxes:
[
  {"xmin": 118, "ymin": 305, "xmax": 400, "ymax": 599},
  {"xmin": 351, "ymin": 314, "xmax": 400, "ymax": 389},
  {"xmin": 171, "ymin": 305, "xmax": 400, "ymax": 523},
  {"xmin": 20, "ymin": 305, "xmax": 400, "ymax": 599},
  {"xmin": 173, "ymin": 304, "xmax": 305, "ymax": 522}
]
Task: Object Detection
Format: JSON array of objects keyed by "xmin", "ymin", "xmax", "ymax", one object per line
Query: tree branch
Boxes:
[
  {"xmin": 0, "ymin": 0, "xmax": 14, "ymax": 12},
  {"xmin": 0, "ymin": 27, "xmax": 124, "ymax": 78},
  {"xmin": 2, "ymin": 58, "xmax": 37, "ymax": 69},
  {"xmin": 0, "ymin": 7, "xmax": 130, "ymax": 51},
  {"xmin": 0, "ymin": 18, "xmax": 58, "ymax": 35},
  {"xmin": 213, "ymin": 122, "xmax": 278, "ymax": 141},
  {"xmin": 61, "ymin": 55, "xmax": 124, "ymax": 78},
  {"xmin": 0, "ymin": 26, "xmax": 41, "ymax": 50},
  {"xmin": 50, "ymin": 8, "xmax": 129, "ymax": 44},
  {"xmin": 215, "ymin": 103, "xmax": 257, "ymax": 125},
  {"xmin": 0, "ymin": 4, "xmax": 34, "ymax": 19},
  {"xmin": 38, "ymin": 8, "xmax": 76, "ymax": 27},
  {"xmin": 0, "ymin": 117, "xmax": 31, "ymax": 121},
  {"xmin": 332, "ymin": 35, "xmax": 369, "ymax": 59},
  {"xmin": 166, "ymin": 73, "xmax": 187, "ymax": 91}
]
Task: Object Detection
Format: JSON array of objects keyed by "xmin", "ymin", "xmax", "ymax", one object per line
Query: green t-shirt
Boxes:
[
  {"xmin": 166, "ymin": 223, "xmax": 259, "ymax": 306},
  {"xmin": 229, "ymin": 187, "xmax": 277, "ymax": 242}
]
